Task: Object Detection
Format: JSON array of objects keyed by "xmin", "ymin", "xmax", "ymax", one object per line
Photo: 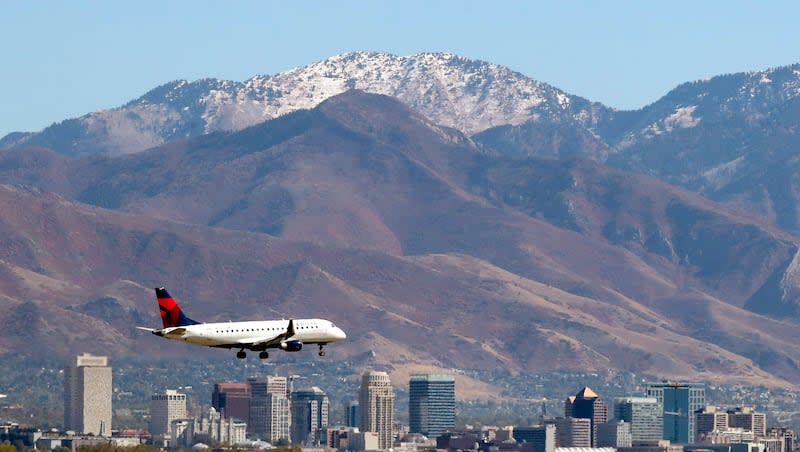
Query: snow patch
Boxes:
[
  {"xmin": 701, "ymin": 156, "xmax": 745, "ymax": 191},
  {"xmin": 663, "ymin": 105, "xmax": 700, "ymax": 131}
]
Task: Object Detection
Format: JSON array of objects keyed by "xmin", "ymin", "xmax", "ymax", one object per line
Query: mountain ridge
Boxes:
[{"xmin": 3, "ymin": 91, "xmax": 800, "ymax": 386}]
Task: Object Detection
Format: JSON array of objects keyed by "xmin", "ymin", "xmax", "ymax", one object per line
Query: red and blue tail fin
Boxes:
[{"xmin": 155, "ymin": 287, "xmax": 200, "ymax": 328}]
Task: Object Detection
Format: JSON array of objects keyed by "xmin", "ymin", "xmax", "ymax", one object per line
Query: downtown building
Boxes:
[
  {"xmin": 614, "ymin": 397, "xmax": 663, "ymax": 442},
  {"xmin": 695, "ymin": 406, "xmax": 729, "ymax": 440},
  {"xmin": 598, "ymin": 421, "xmax": 633, "ymax": 448},
  {"xmin": 565, "ymin": 386, "xmax": 608, "ymax": 446},
  {"xmin": 291, "ymin": 386, "xmax": 329, "ymax": 445},
  {"xmin": 63, "ymin": 353, "xmax": 112, "ymax": 436},
  {"xmin": 514, "ymin": 424, "xmax": 556, "ymax": 452},
  {"xmin": 408, "ymin": 374, "xmax": 455, "ymax": 439},
  {"xmin": 212, "ymin": 382, "xmax": 251, "ymax": 422},
  {"xmin": 248, "ymin": 376, "xmax": 290, "ymax": 443},
  {"xmin": 345, "ymin": 400, "xmax": 360, "ymax": 428},
  {"xmin": 149, "ymin": 389, "xmax": 187, "ymax": 444},
  {"xmin": 359, "ymin": 371, "xmax": 395, "ymax": 450},
  {"xmin": 170, "ymin": 407, "xmax": 248, "ymax": 448},
  {"xmin": 646, "ymin": 381, "xmax": 705, "ymax": 444},
  {"xmin": 727, "ymin": 406, "xmax": 767, "ymax": 438},
  {"xmin": 553, "ymin": 416, "xmax": 592, "ymax": 447}
]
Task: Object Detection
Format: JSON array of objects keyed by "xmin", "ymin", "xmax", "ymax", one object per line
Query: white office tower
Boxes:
[
  {"xmin": 359, "ymin": 371, "xmax": 395, "ymax": 450},
  {"xmin": 63, "ymin": 353, "xmax": 112, "ymax": 436},
  {"xmin": 249, "ymin": 376, "xmax": 290, "ymax": 443},
  {"xmin": 150, "ymin": 389, "xmax": 188, "ymax": 444}
]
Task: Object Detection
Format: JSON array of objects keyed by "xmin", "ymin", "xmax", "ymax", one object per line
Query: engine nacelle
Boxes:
[{"xmin": 280, "ymin": 339, "xmax": 303, "ymax": 352}]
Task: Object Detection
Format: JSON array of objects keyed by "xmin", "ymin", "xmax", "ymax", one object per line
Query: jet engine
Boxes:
[{"xmin": 280, "ymin": 340, "xmax": 303, "ymax": 352}]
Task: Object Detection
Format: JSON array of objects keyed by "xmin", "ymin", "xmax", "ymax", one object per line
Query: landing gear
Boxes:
[
  {"xmin": 318, "ymin": 344, "xmax": 326, "ymax": 357},
  {"xmin": 259, "ymin": 351, "xmax": 269, "ymax": 360},
  {"xmin": 236, "ymin": 350, "xmax": 246, "ymax": 359}
]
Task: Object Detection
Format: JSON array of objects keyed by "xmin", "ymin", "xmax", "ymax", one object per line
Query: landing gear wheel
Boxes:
[
  {"xmin": 259, "ymin": 351, "xmax": 269, "ymax": 360},
  {"xmin": 236, "ymin": 350, "xmax": 246, "ymax": 359},
  {"xmin": 318, "ymin": 344, "xmax": 326, "ymax": 357}
]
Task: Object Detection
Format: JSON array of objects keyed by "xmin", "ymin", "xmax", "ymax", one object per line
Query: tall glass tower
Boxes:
[
  {"xmin": 291, "ymin": 386, "xmax": 329, "ymax": 446},
  {"xmin": 409, "ymin": 374, "xmax": 455, "ymax": 439},
  {"xmin": 646, "ymin": 381, "xmax": 705, "ymax": 443}
]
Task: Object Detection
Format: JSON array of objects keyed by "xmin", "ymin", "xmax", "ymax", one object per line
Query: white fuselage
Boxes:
[{"xmin": 158, "ymin": 318, "xmax": 346, "ymax": 348}]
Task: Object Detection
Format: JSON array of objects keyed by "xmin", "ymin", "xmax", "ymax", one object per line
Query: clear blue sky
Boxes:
[{"xmin": 2, "ymin": 1, "xmax": 799, "ymax": 137}]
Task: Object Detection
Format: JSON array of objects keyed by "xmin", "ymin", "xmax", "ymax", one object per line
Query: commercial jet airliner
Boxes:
[{"xmin": 137, "ymin": 287, "xmax": 346, "ymax": 360}]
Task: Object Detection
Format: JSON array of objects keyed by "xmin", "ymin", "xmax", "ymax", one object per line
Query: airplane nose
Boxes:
[{"xmin": 335, "ymin": 327, "xmax": 347, "ymax": 341}]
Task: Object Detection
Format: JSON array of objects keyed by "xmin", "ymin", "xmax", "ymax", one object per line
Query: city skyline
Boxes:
[{"xmin": 15, "ymin": 359, "xmax": 792, "ymax": 451}]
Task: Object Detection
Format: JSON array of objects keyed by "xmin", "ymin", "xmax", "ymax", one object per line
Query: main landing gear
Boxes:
[
  {"xmin": 318, "ymin": 344, "xmax": 326, "ymax": 357},
  {"xmin": 259, "ymin": 351, "xmax": 269, "ymax": 360},
  {"xmin": 236, "ymin": 350, "xmax": 246, "ymax": 359}
]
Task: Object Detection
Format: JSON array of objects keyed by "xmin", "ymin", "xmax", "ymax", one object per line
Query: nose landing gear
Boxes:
[{"xmin": 318, "ymin": 344, "xmax": 326, "ymax": 356}]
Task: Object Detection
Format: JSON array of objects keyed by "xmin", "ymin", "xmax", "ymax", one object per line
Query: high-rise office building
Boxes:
[
  {"xmin": 597, "ymin": 421, "xmax": 632, "ymax": 447},
  {"xmin": 212, "ymin": 382, "xmax": 251, "ymax": 422},
  {"xmin": 63, "ymin": 353, "xmax": 113, "ymax": 436},
  {"xmin": 646, "ymin": 381, "xmax": 705, "ymax": 443},
  {"xmin": 553, "ymin": 416, "xmax": 591, "ymax": 447},
  {"xmin": 150, "ymin": 389, "xmax": 188, "ymax": 440},
  {"xmin": 565, "ymin": 386, "xmax": 608, "ymax": 446},
  {"xmin": 291, "ymin": 386, "xmax": 329, "ymax": 445},
  {"xmin": 727, "ymin": 406, "xmax": 766, "ymax": 437},
  {"xmin": 695, "ymin": 406, "xmax": 728, "ymax": 439},
  {"xmin": 614, "ymin": 397, "xmax": 663, "ymax": 442},
  {"xmin": 346, "ymin": 401, "xmax": 360, "ymax": 428},
  {"xmin": 514, "ymin": 425, "xmax": 556, "ymax": 452},
  {"xmin": 408, "ymin": 374, "xmax": 455, "ymax": 439},
  {"xmin": 766, "ymin": 427, "xmax": 794, "ymax": 452},
  {"xmin": 248, "ymin": 376, "xmax": 290, "ymax": 443},
  {"xmin": 359, "ymin": 371, "xmax": 395, "ymax": 450}
]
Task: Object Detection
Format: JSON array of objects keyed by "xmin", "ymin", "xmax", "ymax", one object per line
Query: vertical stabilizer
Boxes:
[{"xmin": 155, "ymin": 287, "xmax": 200, "ymax": 328}]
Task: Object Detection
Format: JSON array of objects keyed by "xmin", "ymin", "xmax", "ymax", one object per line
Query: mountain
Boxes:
[
  {"xmin": 474, "ymin": 64, "xmax": 800, "ymax": 235},
  {"xmin": 0, "ymin": 52, "xmax": 609, "ymax": 157},
  {"xmin": 3, "ymin": 91, "xmax": 800, "ymax": 386},
  {"xmin": 6, "ymin": 52, "xmax": 800, "ymax": 236}
]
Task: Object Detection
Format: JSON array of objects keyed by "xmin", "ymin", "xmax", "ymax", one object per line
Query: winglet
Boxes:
[
  {"xmin": 156, "ymin": 287, "xmax": 200, "ymax": 328},
  {"xmin": 286, "ymin": 319, "xmax": 295, "ymax": 338}
]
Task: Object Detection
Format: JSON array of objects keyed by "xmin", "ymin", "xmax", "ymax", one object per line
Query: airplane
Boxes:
[{"xmin": 137, "ymin": 287, "xmax": 346, "ymax": 360}]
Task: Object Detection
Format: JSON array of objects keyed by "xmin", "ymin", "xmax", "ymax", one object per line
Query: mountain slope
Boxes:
[
  {"xmin": 474, "ymin": 64, "xmax": 800, "ymax": 235},
  {"xmin": 0, "ymin": 184, "xmax": 796, "ymax": 387},
  {"xmin": 3, "ymin": 91, "xmax": 800, "ymax": 385}
]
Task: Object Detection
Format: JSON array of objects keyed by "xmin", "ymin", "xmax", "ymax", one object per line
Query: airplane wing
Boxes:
[
  {"xmin": 237, "ymin": 319, "xmax": 296, "ymax": 348},
  {"xmin": 164, "ymin": 327, "xmax": 187, "ymax": 337},
  {"xmin": 136, "ymin": 326, "xmax": 182, "ymax": 338}
]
